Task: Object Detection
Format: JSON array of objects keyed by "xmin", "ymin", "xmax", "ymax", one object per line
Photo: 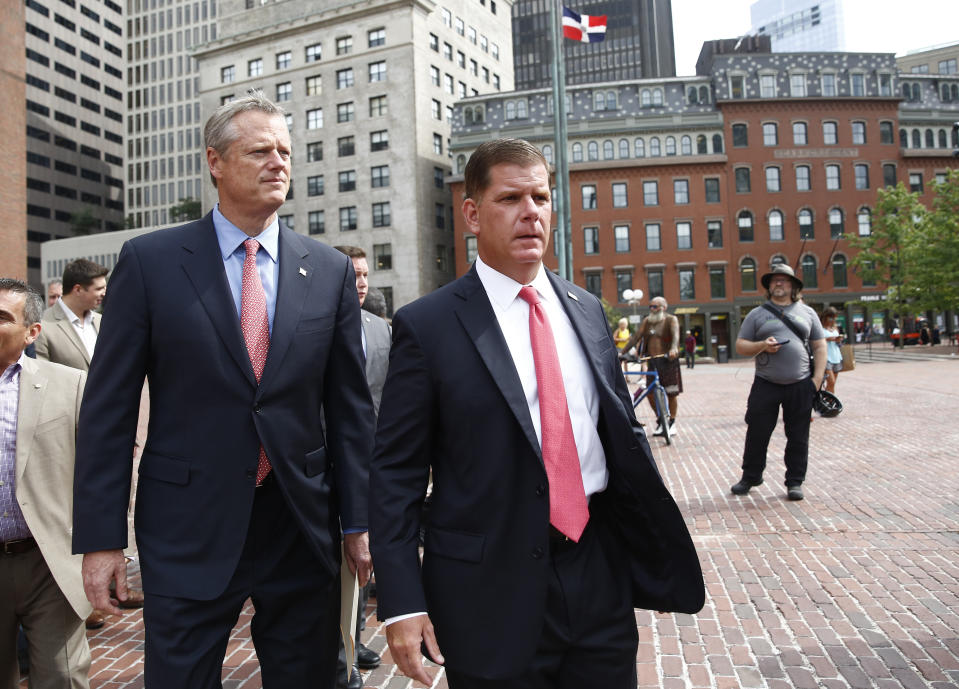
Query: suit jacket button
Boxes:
[
  {"xmin": 253, "ymin": 404, "xmax": 262, "ymax": 413},
  {"xmin": 531, "ymin": 547, "xmax": 543, "ymax": 559},
  {"xmin": 535, "ymin": 484, "xmax": 546, "ymax": 497},
  {"xmin": 246, "ymin": 470, "xmax": 255, "ymax": 480}
]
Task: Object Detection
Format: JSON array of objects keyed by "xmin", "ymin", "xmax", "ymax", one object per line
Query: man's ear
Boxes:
[
  {"xmin": 462, "ymin": 198, "xmax": 480, "ymax": 237},
  {"xmin": 25, "ymin": 322, "xmax": 41, "ymax": 347}
]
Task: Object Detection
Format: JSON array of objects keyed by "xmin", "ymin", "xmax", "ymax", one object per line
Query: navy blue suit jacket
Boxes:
[
  {"xmin": 370, "ymin": 267, "xmax": 704, "ymax": 679},
  {"xmin": 73, "ymin": 214, "xmax": 374, "ymax": 600}
]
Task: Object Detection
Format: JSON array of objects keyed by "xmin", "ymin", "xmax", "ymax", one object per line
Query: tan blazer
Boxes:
[
  {"xmin": 34, "ymin": 303, "xmax": 101, "ymax": 371},
  {"xmin": 15, "ymin": 356, "xmax": 92, "ymax": 619}
]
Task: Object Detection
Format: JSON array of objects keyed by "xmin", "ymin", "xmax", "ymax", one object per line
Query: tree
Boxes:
[
  {"xmin": 169, "ymin": 197, "xmax": 202, "ymax": 223},
  {"xmin": 848, "ymin": 183, "xmax": 926, "ymax": 347},
  {"xmin": 69, "ymin": 207, "xmax": 100, "ymax": 235},
  {"xmin": 910, "ymin": 170, "xmax": 959, "ymax": 315}
]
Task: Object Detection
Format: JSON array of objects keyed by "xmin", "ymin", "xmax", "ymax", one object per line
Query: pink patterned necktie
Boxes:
[
  {"xmin": 517, "ymin": 286, "xmax": 589, "ymax": 541},
  {"xmin": 241, "ymin": 238, "xmax": 272, "ymax": 484}
]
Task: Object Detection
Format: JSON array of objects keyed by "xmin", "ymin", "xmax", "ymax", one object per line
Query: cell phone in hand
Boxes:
[{"xmin": 774, "ymin": 339, "xmax": 790, "ymax": 346}]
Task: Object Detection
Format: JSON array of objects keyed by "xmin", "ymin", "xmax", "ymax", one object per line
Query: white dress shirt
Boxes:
[{"xmin": 57, "ymin": 299, "xmax": 98, "ymax": 360}]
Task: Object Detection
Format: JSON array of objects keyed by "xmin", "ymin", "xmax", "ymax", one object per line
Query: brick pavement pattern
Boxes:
[{"xmin": 26, "ymin": 356, "xmax": 959, "ymax": 689}]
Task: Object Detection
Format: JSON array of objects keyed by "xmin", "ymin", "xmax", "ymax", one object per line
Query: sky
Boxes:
[{"xmin": 671, "ymin": 0, "xmax": 959, "ymax": 76}]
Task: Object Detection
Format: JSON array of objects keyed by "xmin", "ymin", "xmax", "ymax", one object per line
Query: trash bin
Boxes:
[{"xmin": 717, "ymin": 345, "xmax": 728, "ymax": 363}]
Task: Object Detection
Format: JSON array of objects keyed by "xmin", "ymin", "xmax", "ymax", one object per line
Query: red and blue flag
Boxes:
[{"xmin": 562, "ymin": 6, "xmax": 607, "ymax": 43}]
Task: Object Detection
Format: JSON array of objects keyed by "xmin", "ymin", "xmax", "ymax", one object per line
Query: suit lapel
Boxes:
[
  {"xmin": 52, "ymin": 308, "xmax": 92, "ymax": 366},
  {"xmin": 179, "ymin": 214, "xmax": 257, "ymax": 386},
  {"xmin": 260, "ymin": 225, "xmax": 310, "ymax": 388},
  {"xmin": 453, "ymin": 268, "xmax": 541, "ymax": 459},
  {"xmin": 15, "ymin": 358, "xmax": 46, "ymax": 481},
  {"xmin": 361, "ymin": 316, "xmax": 373, "ymax": 378}
]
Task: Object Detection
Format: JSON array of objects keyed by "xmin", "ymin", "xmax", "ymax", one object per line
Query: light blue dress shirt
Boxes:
[{"xmin": 212, "ymin": 204, "xmax": 280, "ymax": 335}]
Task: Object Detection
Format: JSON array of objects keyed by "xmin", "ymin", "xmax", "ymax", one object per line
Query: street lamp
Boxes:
[{"xmin": 622, "ymin": 288, "xmax": 644, "ymax": 326}]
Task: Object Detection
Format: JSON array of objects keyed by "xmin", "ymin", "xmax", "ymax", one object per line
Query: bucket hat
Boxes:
[{"xmin": 760, "ymin": 263, "xmax": 803, "ymax": 290}]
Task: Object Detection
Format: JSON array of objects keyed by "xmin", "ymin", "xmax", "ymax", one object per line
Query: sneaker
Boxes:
[
  {"xmin": 667, "ymin": 419, "xmax": 677, "ymax": 435},
  {"xmin": 652, "ymin": 422, "xmax": 663, "ymax": 436},
  {"xmin": 731, "ymin": 478, "xmax": 762, "ymax": 495},
  {"xmin": 787, "ymin": 486, "xmax": 804, "ymax": 501}
]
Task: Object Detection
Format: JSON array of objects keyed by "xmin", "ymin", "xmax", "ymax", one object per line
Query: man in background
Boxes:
[
  {"xmin": 46, "ymin": 279, "xmax": 62, "ymax": 307},
  {"xmin": 624, "ymin": 296, "xmax": 683, "ymax": 435}
]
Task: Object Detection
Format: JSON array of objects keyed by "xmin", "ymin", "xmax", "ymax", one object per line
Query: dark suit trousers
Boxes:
[
  {"xmin": 742, "ymin": 376, "xmax": 816, "ymax": 487},
  {"xmin": 142, "ymin": 478, "xmax": 340, "ymax": 689},
  {"xmin": 445, "ymin": 516, "xmax": 638, "ymax": 689}
]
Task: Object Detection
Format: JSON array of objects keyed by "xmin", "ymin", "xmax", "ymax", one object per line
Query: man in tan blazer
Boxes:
[
  {"xmin": 34, "ymin": 259, "xmax": 107, "ymax": 371},
  {"xmin": 0, "ymin": 278, "xmax": 92, "ymax": 689}
]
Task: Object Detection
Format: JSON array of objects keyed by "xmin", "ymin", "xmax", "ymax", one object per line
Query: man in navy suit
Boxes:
[
  {"xmin": 370, "ymin": 138, "xmax": 704, "ymax": 688},
  {"xmin": 72, "ymin": 91, "xmax": 374, "ymax": 688}
]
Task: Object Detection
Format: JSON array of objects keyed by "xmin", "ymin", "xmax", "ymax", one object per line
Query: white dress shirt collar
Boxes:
[
  {"xmin": 474, "ymin": 256, "xmax": 555, "ymax": 308},
  {"xmin": 57, "ymin": 297, "xmax": 94, "ymax": 329}
]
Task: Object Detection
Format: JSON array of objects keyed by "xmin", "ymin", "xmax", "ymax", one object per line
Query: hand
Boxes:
[
  {"xmin": 764, "ymin": 337, "xmax": 784, "ymax": 354},
  {"xmin": 343, "ymin": 532, "xmax": 373, "ymax": 587},
  {"xmin": 668, "ymin": 347, "xmax": 679, "ymax": 360},
  {"xmin": 82, "ymin": 549, "xmax": 128, "ymax": 616},
  {"xmin": 812, "ymin": 376, "xmax": 823, "ymax": 391},
  {"xmin": 386, "ymin": 615, "xmax": 444, "ymax": 686}
]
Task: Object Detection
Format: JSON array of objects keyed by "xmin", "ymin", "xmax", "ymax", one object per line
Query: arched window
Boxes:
[
  {"xmin": 464, "ymin": 107, "xmax": 474, "ymax": 125},
  {"xmin": 943, "ymin": 84, "xmax": 952, "ymax": 103},
  {"xmin": 857, "ymin": 208, "xmax": 871, "ymax": 236},
  {"xmin": 587, "ymin": 141, "xmax": 599, "ymax": 161},
  {"xmin": 603, "ymin": 140, "xmax": 614, "ymax": 160},
  {"xmin": 652, "ymin": 88, "xmax": 663, "ymax": 106},
  {"xmin": 953, "ymin": 84, "xmax": 959, "ymax": 102},
  {"xmin": 688, "ymin": 87, "xmax": 698, "ymax": 103},
  {"xmin": 902, "ymin": 83, "xmax": 911, "ymax": 99},
  {"xmin": 665, "ymin": 136, "xmax": 676, "ymax": 155},
  {"xmin": 801, "ymin": 255, "xmax": 818, "ymax": 288},
  {"xmin": 605, "ymin": 91, "xmax": 617, "ymax": 109},
  {"xmin": 516, "ymin": 100, "xmax": 528, "ymax": 118},
  {"xmin": 640, "ymin": 89, "xmax": 651, "ymax": 106},
  {"xmin": 681, "ymin": 135, "xmax": 692, "ymax": 155},
  {"xmin": 829, "ymin": 208, "xmax": 844, "ymax": 238},
  {"xmin": 738, "ymin": 210, "xmax": 754, "ymax": 242},
  {"xmin": 571, "ymin": 142, "xmax": 583, "ymax": 163},
  {"xmin": 696, "ymin": 135, "xmax": 707, "ymax": 154},
  {"xmin": 768, "ymin": 210, "xmax": 784, "ymax": 241},
  {"xmin": 474, "ymin": 106, "xmax": 484, "ymax": 123},
  {"xmin": 912, "ymin": 129, "xmax": 921, "ymax": 148},
  {"xmin": 505, "ymin": 101, "xmax": 516, "ymax": 119},
  {"xmin": 925, "ymin": 129, "xmax": 935, "ymax": 148},
  {"xmin": 634, "ymin": 138, "xmax": 645, "ymax": 158},
  {"xmin": 594, "ymin": 91, "xmax": 605, "ymax": 111},
  {"xmin": 740, "ymin": 257, "xmax": 757, "ymax": 291},
  {"xmin": 649, "ymin": 137, "xmax": 661, "ymax": 156},
  {"xmin": 832, "ymin": 254, "xmax": 848, "ymax": 288},
  {"xmin": 912, "ymin": 83, "xmax": 921, "ymax": 102},
  {"xmin": 712, "ymin": 134, "xmax": 724, "ymax": 153},
  {"xmin": 456, "ymin": 154, "xmax": 467, "ymax": 174},
  {"xmin": 618, "ymin": 138, "xmax": 630, "ymax": 158},
  {"xmin": 900, "ymin": 128, "xmax": 908, "ymax": 147},
  {"xmin": 542, "ymin": 145, "xmax": 553, "ymax": 165},
  {"xmin": 770, "ymin": 255, "xmax": 787, "ymax": 266},
  {"xmin": 938, "ymin": 129, "xmax": 948, "ymax": 148},
  {"xmin": 699, "ymin": 86, "xmax": 710, "ymax": 103},
  {"xmin": 798, "ymin": 208, "xmax": 814, "ymax": 239}
]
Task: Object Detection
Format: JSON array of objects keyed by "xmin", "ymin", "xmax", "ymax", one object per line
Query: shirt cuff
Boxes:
[
  {"xmin": 384, "ymin": 612, "xmax": 428, "ymax": 626},
  {"xmin": 342, "ymin": 528, "xmax": 367, "ymax": 535}
]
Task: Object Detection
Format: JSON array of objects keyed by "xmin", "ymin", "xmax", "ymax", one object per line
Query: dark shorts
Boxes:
[{"xmin": 650, "ymin": 357, "xmax": 683, "ymax": 395}]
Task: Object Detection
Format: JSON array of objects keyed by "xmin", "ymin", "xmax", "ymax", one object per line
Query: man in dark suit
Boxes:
[
  {"xmin": 72, "ymin": 91, "xmax": 374, "ymax": 688},
  {"xmin": 370, "ymin": 138, "xmax": 704, "ymax": 688}
]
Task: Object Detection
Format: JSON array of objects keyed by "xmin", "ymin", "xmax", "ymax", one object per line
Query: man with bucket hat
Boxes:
[{"xmin": 731, "ymin": 264, "xmax": 826, "ymax": 501}]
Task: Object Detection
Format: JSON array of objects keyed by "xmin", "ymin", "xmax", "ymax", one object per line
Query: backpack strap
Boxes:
[{"xmin": 760, "ymin": 302, "xmax": 813, "ymax": 367}]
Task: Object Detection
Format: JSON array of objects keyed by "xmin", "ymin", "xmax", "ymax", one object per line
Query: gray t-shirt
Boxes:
[{"xmin": 738, "ymin": 301, "xmax": 824, "ymax": 384}]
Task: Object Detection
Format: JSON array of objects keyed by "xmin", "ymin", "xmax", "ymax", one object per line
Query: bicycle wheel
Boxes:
[{"xmin": 655, "ymin": 386, "xmax": 672, "ymax": 445}]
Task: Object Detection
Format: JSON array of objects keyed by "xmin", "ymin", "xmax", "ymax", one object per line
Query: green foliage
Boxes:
[
  {"xmin": 169, "ymin": 197, "xmax": 202, "ymax": 223},
  {"xmin": 601, "ymin": 298, "xmax": 626, "ymax": 331},
  {"xmin": 69, "ymin": 207, "xmax": 100, "ymax": 235},
  {"xmin": 912, "ymin": 170, "xmax": 959, "ymax": 314}
]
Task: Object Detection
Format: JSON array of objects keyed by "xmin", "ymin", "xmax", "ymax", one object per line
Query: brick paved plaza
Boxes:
[{"xmin": 34, "ymin": 351, "xmax": 959, "ymax": 689}]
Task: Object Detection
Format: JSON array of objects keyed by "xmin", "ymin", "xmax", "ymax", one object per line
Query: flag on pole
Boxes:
[{"xmin": 562, "ymin": 6, "xmax": 607, "ymax": 43}]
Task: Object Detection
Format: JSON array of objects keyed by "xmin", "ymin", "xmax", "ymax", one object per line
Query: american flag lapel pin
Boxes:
[
  {"xmin": 567, "ymin": 291, "xmax": 579, "ymax": 301},
  {"xmin": 299, "ymin": 267, "xmax": 308, "ymax": 277}
]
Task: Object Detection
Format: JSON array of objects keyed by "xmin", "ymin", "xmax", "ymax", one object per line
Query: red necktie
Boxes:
[
  {"xmin": 518, "ymin": 286, "xmax": 589, "ymax": 541},
  {"xmin": 241, "ymin": 238, "xmax": 272, "ymax": 484}
]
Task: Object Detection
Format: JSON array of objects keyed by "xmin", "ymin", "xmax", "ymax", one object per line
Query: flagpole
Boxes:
[{"xmin": 549, "ymin": 0, "xmax": 572, "ymax": 281}]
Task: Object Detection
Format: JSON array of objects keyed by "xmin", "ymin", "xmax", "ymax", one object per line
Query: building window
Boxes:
[
  {"xmin": 435, "ymin": 203, "xmax": 445, "ymax": 229},
  {"xmin": 571, "ymin": 143, "xmax": 583, "ymax": 162},
  {"xmin": 801, "ymin": 255, "xmax": 818, "ymax": 289},
  {"xmin": 584, "ymin": 273, "xmax": 602, "ymax": 299},
  {"xmin": 369, "ymin": 95, "xmax": 388, "ymax": 117},
  {"xmin": 735, "ymin": 168, "xmax": 751, "ymax": 193},
  {"xmin": 587, "ymin": 141, "xmax": 599, "ymax": 161},
  {"xmin": 371, "ymin": 165, "xmax": 390, "ymax": 188},
  {"xmin": 430, "ymin": 65, "xmax": 440, "ymax": 86},
  {"xmin": 828, "ymin": 208, "xmax": 844, "ymax": 239},
  {"xmin": 369, "ymin": 61, "xmax": 386, "ymax": 82},
  {"xmin": 822, "ymin": 73, "xmax": 836, "ymax": 96},
  {"xmin": 308, "ymin": 210, "xmax": 325, "ymax": 234},
  {"xmin": 614, "ymin": 225, "xmax": 630, "ymax": 253},
  {"xmin": 306, "ymin": 108, "xmax": 323, "ymax": 129},
  {"xmin": 276, "ymin": 82, "xmax": 292, "ymax": 102},
  {"xmin": 618, "ymin": 139, "xmax": 630, "ymax": 159},
  {"xmin": 337, "ymin": 102, "xmax": 354, "ymax": 123},
  {"xmin": 634, "ymin": 138, "xmax": 645, "ymax": 157},
  {"xmin": 612, "ymin": 182, "xmax": 627, "ymax": 208},
  {"xmin": 373, "ymin": 243, "xmax": 392, "ymax": 270},
  {"xmin": 765, "ymin": 167, "xmax": 781, "ymax": 192},
  {"xmin": 851, "ymin": 73, "xmax": 865, "ymax": 97},
  {"xmin": 338, "ymin": 136, "xmax": 355, "ymax": 156},
  {"xmin": 883, "ymin": 164, "xmax": 896, "ymax": 187},
  {"xmin": 615, "ymin": 271, "xmax": 633, "ymax": 303},
  {"xmin": 307, "ymin": 175, "xmax": 324, "ymax": 196},
  {"xmin": 679, "ymin": 269, "xmax": 695, "ymax": 300},
  {"xmin": 429, "ymin": 33, "xmax": 438, "ymax": 51},
  {"xmin": 709, "ymin": 266, "xmax": 726, "ymax": 299},
  {"xmin": 643, "ymin": 181, "xmax": 658, "ymax": 206},
  {"xmin": 909, "ymin": 172, "xmax": 923, "ymax": 193},
  {"xmin": 730, "ymin": 75, "xmax": 744, "ymax": 98},
  {"xmin": 220, "ymin": 65, "xmax": 235, "ymax": 83},
  {"xmin": 372, "ymin": 202, "xmax": 391, "ymax": 227},
  {"xmin": 603, "ymin": 140, "xmax": 615, "ymax": 160},
  {"xmin": 676, "ymin": 222, "xmax": 692, "ymax": 250},
  {"xmin": 851, "ymin": 121, "xmax": 866, "ymax": 145},
  {"xmin": 431, "ymin": 100, "xmax": 441, "ymax": 120},
  {"xmin": 647, "ymin": 269, "xmax": 664, "ymax": 299},
  {"xmin": 740, "ymin": 258, "xmax": 757, "ymax": 291},
  {"xmin": 433, "ymin": 166, "xmax": 444, "ymax": 189},
  {"xmin": 248, "ymin": 58, "xmax": 262, "ymax": 77},
  {"xmin": 306, "ymin": 43, "xmax": 321, "ymax": 63},
  {"xmin": 832, "ymin": 255, "xmax": 848, "ymax": 288},
  {"xmin": 763, "ymin": 122, "xmax": 778, "ymax": 146},
  {"xmin": 769, "ymin": 210, "xmax": 784, "ymax": 241},
  {"xmin": 705, "ymin": 178, "xmax": 720, "ymax": 203},
  {"xmin": 649, "ymin": 137, "xmax": 661, "ymax": 156},
  {"xmin": 879, "ymin": 121, "xmax": 894, "ymax": 144},
  {"xmin": 336, "ymin": 69, "xmax": 354, "ymax": 89},
  {"xmin": 707, "ymin": 220, "xmax": 723, "ymax": 248},
  {"xmin": 854, "ymin": 164, "xmax": 869, "ymax": 190},
  {"xmin": 645, "ymin": 223, "xmax": 661, "ymax": 251},
  {"xmin": 760, "ymin": 74, "xmax": 776, "ymax": 98},
  {"xmin": 306, "ymin": 142, "xmax": 323, "ymax": 162},
  {"xmin": 858, "ymin": 208, "xmax": 872, "ymax": 236},
  {"xmin": 681, "ymin": 135, "xmax": 692, "ymax": 155},
  {"xmin": 673, "ymin": 180, "xmax": 689, "ymax": 205},
  {"xmin": 584, "ymin": 227, "xmax": 599, "ymax": 254},
  {"xmin": 790, "ymin": 73, "xmax": 806, "ymax": 97},
  {"xmin": 696, "ymin": 135, "xmax": 707, "ymax": 154},
  {"xmin": 796, "ymin": 165, "xmax": 811, "ymax": 191},
  {"xmin": 336, "ymin": 36, "xmax": 353, "ymax": 55},
  {"xmin": 738, "ymin": 211, "xmax": 754, "ymax": 242},
  {"xmin": 798, "ymin": 209, "xmax": 814, "ymax": 239},
  {"xmin": 339, "ymin": 206, "xmax": 357, "ymax": 231},
  {"xmin": 823, "ymin": 121, "xmax": 838, "ymax": 145},
  {"xmin": 665, "ymin": 136, "xmax": 676, "ymax": 156},
  {"xmin": 465, "ymin": 236, "xmax": 477, "ymax": 264},
  {"xmin": 581, "ymin": 184, "xmax": 597, "ymax": 210},
  {"xmin": 732, "ymin": 123, "xmax": 748, "ymax": 147},
  {"xmin": 371, "ymin": 130, "xmax": 389, "ymax": 151},
  {"xmin": 433, "ymin": 134, "xmax": 443, "ymax": 155},
  {"xmin": 368, "ymin": 28, "xmax": 385, "ymax": 47},
  {"xmin": 276, "ymin": 51, "xmax": 291, "ymax": 69},
  {"xmin": 713, "ymin": 134, "xmax": 724, "ymax": 153},
  {"xmin": 793, "ymin": 122, "xmax": 808, "ymax": 145},
  {"xmin": 826, "ymin": 164, "xmax": 841, "ymax": 190}
]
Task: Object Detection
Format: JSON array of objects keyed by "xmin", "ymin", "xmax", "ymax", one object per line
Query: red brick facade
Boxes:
[{"xmin": 0, "ymin": 1, "xmax": 26, "ymax": 281}]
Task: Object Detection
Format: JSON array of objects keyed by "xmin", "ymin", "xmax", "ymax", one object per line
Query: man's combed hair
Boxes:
[
  {"xmin": 62, "ymin": 258, "xmax": 109, "ymax": 293},
  {"xmin": 0, "ymin": 278, "xmax": 44, "ymax": 325},
  {"xmin": 464, "ymin": 138, "xmax": 552, "ymax": 201},
  {"xmin": 204, "ymin": 89, "xmax": 286, "ymax": 187},
  {"xmin": 333, "ymin": 245, "xmax": 366, "ymax": 259}
]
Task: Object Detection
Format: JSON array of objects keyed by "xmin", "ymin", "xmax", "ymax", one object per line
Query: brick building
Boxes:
[
  {"xmin": 449, "ymin": 40, "xmax": 959, "ymax": 357},
  {"xmin": 0, "ymin": 1, "xmax": 27, "ymax": 280}
]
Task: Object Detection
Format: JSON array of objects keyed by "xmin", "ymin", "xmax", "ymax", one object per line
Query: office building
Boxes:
[
  {"xmin": 512, "ymin": 0, "xmax": 675, "ymax": 91},
  {"xmin": 749, "ymin": 0, "xmax": 844, "ymax": 53},
  {"xmin": 193, "ymin": 0, "xmax": 514, "ymax": 312},
  {"xmin": 896, "ymin": 41, "xmax": 959, "ymax": 76}
]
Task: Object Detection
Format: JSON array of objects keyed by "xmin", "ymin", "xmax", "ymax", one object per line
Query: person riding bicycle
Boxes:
[{"xmin": 623, "ymin": 296, "xmax": 682, "ymax": 436}]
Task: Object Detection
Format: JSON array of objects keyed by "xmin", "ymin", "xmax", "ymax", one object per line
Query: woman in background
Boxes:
[{"xmin": 821, "ymin": 307, "xmax": 843, "ymax": 394}]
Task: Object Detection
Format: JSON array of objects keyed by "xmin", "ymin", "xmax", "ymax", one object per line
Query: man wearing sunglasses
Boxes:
[{"xmin": 623, "ymin": 296, "xmax": 682, "ymax": 436}]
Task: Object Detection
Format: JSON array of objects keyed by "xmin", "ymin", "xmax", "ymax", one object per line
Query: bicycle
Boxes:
[{"xmin": 620, "ymin": 353, "xmax": 672, "ymax": 445}]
